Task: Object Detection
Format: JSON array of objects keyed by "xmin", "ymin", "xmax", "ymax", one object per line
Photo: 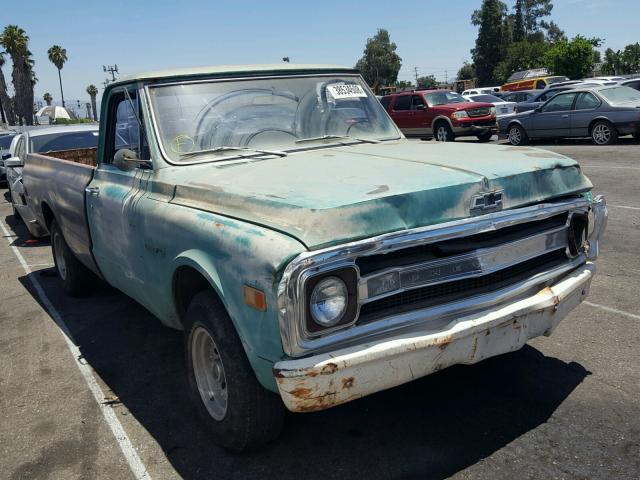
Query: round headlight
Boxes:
[{"xmin": 310, "ymin": 276, "xmax": 348, "ymax": 327}]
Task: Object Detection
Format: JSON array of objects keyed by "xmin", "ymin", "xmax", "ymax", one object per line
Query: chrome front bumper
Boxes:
[{"xmin": 274, "ymin": 262, "xmax": 595, "ymax": 412}]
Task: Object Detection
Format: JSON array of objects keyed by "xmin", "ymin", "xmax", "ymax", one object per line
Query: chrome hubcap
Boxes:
[
  {"xmin": 53, "ymin": 232, "xmax": 67, "ymax": 280},
  {"xmin": 593, "ymin": 124, "xmax": 610, "ymax": 144},
  {"xmin": 436, "ymin": 127, "xmax": 448, "ymax": 141},
  {"xmin": 191, "ymin": 326, "xmax": 228, "ymax": 420},
  {"xmin": 509, "ymin": 127, "xmax": 522, "ymax": 145}
]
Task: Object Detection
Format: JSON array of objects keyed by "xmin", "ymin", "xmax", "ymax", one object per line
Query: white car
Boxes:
[
  {"xmin": 461, "ymin": 86, "xmax": 500, "ymax": 96},
  {"xmin": 463, "ymin": 93, "xmax": 517, "ymax": 117},
  {"xmin": 5, "ymin": 125, "xmax": 99, "ymax": 236}
]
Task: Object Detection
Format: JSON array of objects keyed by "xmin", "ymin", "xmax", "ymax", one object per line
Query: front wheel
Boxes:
[
  {"xmin": 508, "ymin": 124, "xmax": 529, "ymax": 146},
  {"xmin": 185, "ymin": 291, "xmax": 285, "ymax": 452},
  {"xmin": 51, "ymin": 219, "xmax": 94, "ymax": 296},
  {"xmin": 591, "ymin": 120, "xmax": 618, "ymax": 145},
  {"xmin": 434, "ymin": 122, "xmax": 454, "ymax": 142},
  {"xmin": 476, "ymin": 131, "xmax": 493, "ymax": 142}
]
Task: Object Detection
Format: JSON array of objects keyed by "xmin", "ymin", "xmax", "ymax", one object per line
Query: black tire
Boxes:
[
  {"xmin": 476, "ymin": 131, "xmax": 493, "ymax": 142},
  {"xmin": 633, "ymin": 132, "xmax": 640, "ymax": 141},
  {"xmin": 50, "ymin": 219, "xmax": 94, "ymax": 297},
  {"xmin": 434, "ymin": 122, "xmax": 454, "ymax": 142},
  {"xmin": 590, "ymin": 120, "xmax": 618, "ymax": 145},
  {"xmin": 184, "ymin": 290, "xmax": 285, "ymax": 452},
  {"xmin": 508, "ymin": 123, "xmax": 529, "ymax": 146}
]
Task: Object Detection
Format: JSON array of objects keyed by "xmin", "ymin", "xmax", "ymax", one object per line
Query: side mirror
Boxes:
[
  {"xmin": 4, "ymin": 157, "xmax": 23, "ymax": 168},
  {"xmin": 2, "ymin": 152, "xmax": 11, "ymax": 161},
  {"xmin": 533, "ymin": 106, "xmax": 542, "ymax": 113}
]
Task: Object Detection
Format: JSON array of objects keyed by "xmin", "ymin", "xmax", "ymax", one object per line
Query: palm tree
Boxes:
[
  {"xmin": 43, "ymin": 92, "xmax": 52, "ymax": 106},
  {"xmin": 0, "ymin": 52, "xmax": 16, "ymax": 124},
  {"xmin": 47, "ymin": 45, "xmax": 67, "ymax": 107},
  {"xmin": 86, "ymin": 84, "xmax": 98, "ymax": 121},
  {"xmin": 0, "ymin": 25, "xmax": 35, "ymax": 125}
]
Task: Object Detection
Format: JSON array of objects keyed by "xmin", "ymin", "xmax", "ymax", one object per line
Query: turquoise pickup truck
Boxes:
[{"xmin": 22, "ymin": 64, "xmax": 607, "ymax": 451}]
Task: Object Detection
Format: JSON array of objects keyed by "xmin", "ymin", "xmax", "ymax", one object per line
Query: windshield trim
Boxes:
[{"xmin": 144, "ymin": 74, "xmax": 402, "ymax": 166}]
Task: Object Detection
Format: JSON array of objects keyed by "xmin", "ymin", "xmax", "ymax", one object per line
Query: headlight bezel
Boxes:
[
  {"xmin": 304, "ymin": 267, "xmax": 358, "ymax": 335},
  {"xmin": 451, "ymin": 110, "xmax": 469, "ymax": 120}
]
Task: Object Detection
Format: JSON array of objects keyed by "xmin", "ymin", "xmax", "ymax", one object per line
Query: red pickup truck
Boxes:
[{"xmin": 381, "ymin": 90, "xmax": 497, "ymax": 142}]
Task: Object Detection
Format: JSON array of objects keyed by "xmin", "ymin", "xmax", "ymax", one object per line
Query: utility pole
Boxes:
[
  {"xmin": 444, "ymin": 70, "xmax": 448, "ymax": 84},
  {"xmin": 414, "ymin": 67, "xmax": 419, "ymax": 85},
  {"xmin": 103, "ymin": 64, "xmax": 119, "ymax": 82}
]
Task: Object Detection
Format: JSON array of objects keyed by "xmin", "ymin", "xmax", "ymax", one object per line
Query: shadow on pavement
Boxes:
[{"xmin": 7, "ymin": 210, "xmax": 589, "ymax": 480}]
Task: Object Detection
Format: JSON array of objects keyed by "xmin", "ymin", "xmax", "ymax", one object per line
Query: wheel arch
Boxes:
[
  {"xmin": 588, "ymin": 116, "xmax": 617, "ymax": 135},
  {"xmin": 41, "ymin": 201, "xmax": 55, "ymax": 232}
]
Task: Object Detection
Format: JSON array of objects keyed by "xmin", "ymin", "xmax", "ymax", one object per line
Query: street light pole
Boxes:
[{"xmin": 103, "ymin": 64, "xmax": 119, "ymax": 82}]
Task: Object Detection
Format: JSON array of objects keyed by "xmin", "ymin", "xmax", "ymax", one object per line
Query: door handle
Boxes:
[{"xmin": 85, "ymin": 186, "xmax": 100, "ymax": 196}]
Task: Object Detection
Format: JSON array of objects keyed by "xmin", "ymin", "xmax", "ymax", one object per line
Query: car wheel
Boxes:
[
  {"xmin": 185, "ymin": 290, "xmax": 285, "ymax": 452},
  {"xmin": 476, "ymin": 131, "xmax": 493, "ymax": 142},
  {"xmin": 50, "ymin": 219, "xmax": 94, "ymax": 296},
  {"xmin": 434, "ymin": 122, "xmax": 454, "ymax": 142},
  {"xmin": 508, "ymin": 124, "xmax": 529, "ymax": 146},
  {"xmin": 591, "ymin": 121, "xmax": 618, "ymax": 145}
]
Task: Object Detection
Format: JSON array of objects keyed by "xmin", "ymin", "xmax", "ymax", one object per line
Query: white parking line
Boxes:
[
  {"xmin": 581, "ymin": 165, "xmax": 640, "ymax": 171},
  {"xmin": 609, "ymin": 205, "xmax": 640, "ymax": 211},
  {"xmin": 584, "ymin": 301, "xmax": 640, "ymax": 321},
  {"xmin": 0, "ymin": 219, "xmax": 151, "ymax": 480}
]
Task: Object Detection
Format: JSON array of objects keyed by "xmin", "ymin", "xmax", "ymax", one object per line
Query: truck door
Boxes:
[
  {"xmin": 410, "ymin": 94, "xmax": 430, "ymax": 136},
  {"xmin": 389, "ymin": 95, "xmax": 414, "ymax": 134},
  {"xmin": 86, "ymin": 86, "xmax": 150, "ymax": 296}
]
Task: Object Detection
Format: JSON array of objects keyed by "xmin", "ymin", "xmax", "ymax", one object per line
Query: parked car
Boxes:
[
  {"xmin": 501, "ymin": 72, "xmax": 569, "ymax": 92},
  {"xmin": 5, "ymin": 125, "xmax": 99, "ymax": 236},
  {"xmin": 463, "ymin": 93, "xmax": 517, "ymax": 117},
  {"xmin": 461, "ymin": 87, "xmax": 500, "ymax": 95},
  {"xmin": 383, "ymin": 90, "xmax": 497, "ymax": 141},
  {"xmin": 22, "ymin": 64, "xmax": 606, "ymax": 451},
  {"xmin": 0, "ymin": 131, "xmax": 17, "ymax": 184},
  {"xmin": 513, "ymin": 83, "xmax": 600, "ymax": 113},
  {"xmin": 619, "ymin": 78, "xmax": 640, "ymax": 91},
  {"xmin": 498, "ymin": 85, "xmax": 640, "ymax": 146},
  {"xmin": 499, "ymin": 90, "xmax": 538, "ymax": 104}
]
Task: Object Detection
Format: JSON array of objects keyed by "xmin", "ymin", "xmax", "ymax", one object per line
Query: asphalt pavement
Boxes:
[{"xmin": 1, "ymin": 137, "xmax": 638, "ymax": 480}]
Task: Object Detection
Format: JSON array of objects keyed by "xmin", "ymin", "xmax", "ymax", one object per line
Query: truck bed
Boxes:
[{"xmin": 23, "ymin": 150, "xmax": 101, "ymax": 276}]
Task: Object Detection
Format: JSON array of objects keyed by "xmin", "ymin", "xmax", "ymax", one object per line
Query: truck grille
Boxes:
[{"xmin": 467, "ymin": 107, "xmax": 491, "ymax": 117}]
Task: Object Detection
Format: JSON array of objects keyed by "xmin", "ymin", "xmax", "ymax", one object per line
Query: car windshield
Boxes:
[
  {"xmin": 30, "ymin": 130, "xmax": 99, "ymax": 153},
  {"xmin": 599, "ymin": 86, "xmax": 640, "ymax": 104},
  {"xmin": 546, "ymin": 76, "xmax": 570, "ymax": 85},
  {"xmin": 0, "ymin": 134, "xmax": 15, "ymax": 149},
  {"xmin": 424, "ymin": 91, "xmax": 466, "ymax": 106},
  {"xmin": 147, "ymin": 75, "xmax": 400, "ymax": 162},
  {"xmin": 470, "ymin": 94, "xmax": 502, "ymax": 103}
]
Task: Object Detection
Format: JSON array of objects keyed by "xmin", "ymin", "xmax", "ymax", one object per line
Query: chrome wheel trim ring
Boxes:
[
  {"xmin": 191, "ymin": 326, "xmax": 228, "ymax": 421},
  {"xmin": 509, "ymin": 126, "xmax": 522, "ymax": 145},
  {"xmin": 593, "ymin": 123, "xmax": 610, "ymax": 145}
]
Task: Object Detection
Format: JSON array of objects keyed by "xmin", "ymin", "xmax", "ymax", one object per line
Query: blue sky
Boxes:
[{"xmin": 3, "ymin": 0, "xmax": 638, "ymax": 111}]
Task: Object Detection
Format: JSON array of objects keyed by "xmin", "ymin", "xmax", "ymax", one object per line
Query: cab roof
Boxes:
[{"xmin": 110, "ymin": 63, "xmax": 357, "ymax": 87}]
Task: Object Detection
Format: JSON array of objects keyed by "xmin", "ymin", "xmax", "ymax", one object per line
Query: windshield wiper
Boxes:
[
  {"xmin": 294, "ymin": 135, "xmax": 380, "ymax": 145},
  {"xmin": 179, "ymin": 146, "xmax": 287, "ymax": 159}
]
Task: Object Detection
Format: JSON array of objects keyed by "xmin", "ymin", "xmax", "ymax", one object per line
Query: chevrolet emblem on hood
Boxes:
[{"xmin": 470, "ymin": 190, "xmax": 504, "ymax": 214}]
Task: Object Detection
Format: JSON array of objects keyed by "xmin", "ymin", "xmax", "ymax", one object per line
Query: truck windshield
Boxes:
[
  {"xmin": 147, "ymin": 75, "xmax": 400, "ymax": 163},
  {"xmin": 30, "ymin": 130, "xmax": 99, "ymax": 153},
  {"xmin": 423, "ymin": 91, "xmax": 467, "ymax": 106}
]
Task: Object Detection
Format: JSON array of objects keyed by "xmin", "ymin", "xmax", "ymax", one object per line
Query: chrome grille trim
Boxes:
[{"xmin": 278, "ymin": 196, "xmax": 606, "ymax": 357}]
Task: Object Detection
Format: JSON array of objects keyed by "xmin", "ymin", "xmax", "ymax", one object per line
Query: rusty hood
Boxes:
[{"xmin": 167, "ymin": 140, "xmax": 592, "ymax": 250}]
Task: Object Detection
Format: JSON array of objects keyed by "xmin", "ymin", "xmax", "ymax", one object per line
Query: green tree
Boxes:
[
  {"xmin": 355, "ymin": 29, "xmax": 402, "ymax": 93},
  {"xmin": 86, "ymin": 84, "xmax": 98, "ymax": 121},
  {"xmin": 544, "ymin": 35, "xmax": 601, "ymax": 79},
  {"xmin": 416, "ymin": 75, "xmax": 437, "ymax": 89},
  {"xmin": 493, "ymin": 40, "xmax": 550, "ymax": 83},
  {"xmin": 522, "ymin": 0, "xmax": 553, "ymax": 39},
  {"xmin": 513, "ymin": 0, "xmax": 525, "ymax": 41},
  {"xmin": 472, "ymin": 0, "xmax": 507, "ymax": 86},
  {"xmin": 43, "ymin": 92, "xmax": 52, "ymax": 106},
  {"xmin": 542, "ymin": 20, "xmax": 566, "ymax": 43},
  {"xmin": 457, "ymin": 62, "xmax": 476, "ymax": 80},
  {"xmin": 620, "ymin": 43, "xmax": 640, "ymax": 74},
  {"xmin": 0, "ymin": 25, "xmax": 35, "ymax": 125},
  {"xmin": 0, "ymin": 52, "xmax": 16, "ymax": 124},
  {"xmin": 47, "ymin": 45, "xmax": 67, "ymax": 107},
  {"xmin": 601, "ymin": 48, "xmax": 621, "ymax": 75},
  {"xmin": 394, "ymin": 80, "xmax": 413, "ymax": 90}
]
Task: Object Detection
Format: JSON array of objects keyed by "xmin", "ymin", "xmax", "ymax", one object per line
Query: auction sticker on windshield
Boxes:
[{"xmin": 327, "ymin": 84, "xmax": 367, "ymax": 99}]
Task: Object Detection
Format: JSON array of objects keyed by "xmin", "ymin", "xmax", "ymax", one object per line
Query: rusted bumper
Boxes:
[{"xmin": 273, "ymin": 263, "xmax": 595, "ymax": 412}]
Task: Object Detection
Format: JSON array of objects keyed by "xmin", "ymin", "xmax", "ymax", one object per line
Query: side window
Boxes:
[
  {"xmin": 380, "ymin": 96, "xmax": 391, "ymax": 109},
  {"xmin": 15, "ymin": 137, "xmax": 25, "ymax": 159},
  {"xmin": 537, "ymin": 92, "xmax": 549, "ymax": 102},
  {"xmin": 536, "ymin": 80, "xmax": 546, "ymax": 89},
  {"xmin": 392, "ymin": 95, "xmax": 411, "ymax": 111},
  {"xmin": 574, "ymin": 92, "xmax": 601, "ymax": 110},
  {"xmin": 627, "ymin": 81, "xmax": 640, "ymax": 91},
  {"xmin": 541, "ymin": 93, "xmax": 578, "ymax": 113},
  {"xmin": 411, "ymin": 95, "xmax": 425, "ymax": 110},
  {"xmin": 105, "ymin": 89, "xmax": 148, "ymax": 164}
]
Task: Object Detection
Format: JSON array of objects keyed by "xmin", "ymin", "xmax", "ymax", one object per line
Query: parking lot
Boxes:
[{"xmin": 1, "ymin": 138, "xmax": 639, "ymax": 480}]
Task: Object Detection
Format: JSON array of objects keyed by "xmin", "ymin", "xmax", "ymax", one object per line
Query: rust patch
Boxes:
[
  {"xmin": 321, "ymin": 362, "xmax": 339, "ymax": 375},
  {"xmin": 366, "ymin": 185, "xmax": 389, "ymax": 195},
  {"xmin": 288, "ymin": 387, "xmax": 313, "ymax": 399},
  {"xmin": 306, "ymin": 371, "xmax": 318, "ymax": 377},
  {"xmin": 214, "ymin": 222, "xmax": 223, "ymax": 228},
  {"xmin": 432, "ymin": 334, "xmax": 454, "ymax": 349},
  {"xmin": 273, "ymin": 369, "xmax": 286, "ymax": 379},
  {"xmin": 342, "ymin": 377, "xmax": 355, "ymax": 389}
]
